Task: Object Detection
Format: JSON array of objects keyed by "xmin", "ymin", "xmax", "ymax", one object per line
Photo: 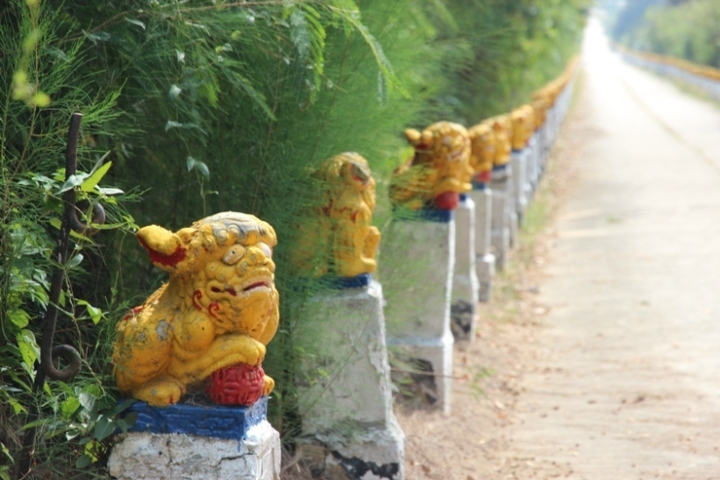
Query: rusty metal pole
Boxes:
[{"xmin": 18, "ymin": 113, "xmax": 105, "ymax": 477}]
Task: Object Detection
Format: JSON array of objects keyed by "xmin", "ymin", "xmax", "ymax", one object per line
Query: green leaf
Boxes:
[
  {"xmin": 83, "ymin": 30, "xmax": 111, "ymax": 45},
  {"xmin": 58, "ymin": 174, "xmax": 87, "ymax": 194},
  {"xmin": 187, "ymin": 156, "xmax": 210, "ymax": 179},
  {"xmin": 1, "ymin": 442, "xmax": 12, "ymax": 462},
  {"xmin": 79, "ymin": 392, "xmax": 96, "ymax": 413},
  {"xmin": 61, "ymin": 396, "xmax": 81, "ymax": 419},
  {"xmin": 165, "ymin": 120, "xmax": 183, "ymax": 131},
  {"xmin": 124, "ymin": 17, "xmax": 145, "ymax": 30},
  {"xmin": 8, "ymin": 397, "xmax": 27, "ymax": 415},
  {"xmin": 75, "ymin": 454, "xmax": 93, "ymax": 469},
  {"xmin": 169, "ymin": 84, "xmax": 182, "ymax": 99},
  {"xmin": 67, "ymin": 253, "xmax": 83, "ymax": 269},
  {"xmin": 9, "ymin": 309, "xmax": 30, "ymax": 328},
  {"xmin": 93, "ymin": 416, "xmax": 115, "ymax": 441},
  {"xmin": 196, "ymin": 161, "xmax": 210, "ymax": 179},
  {"xmin": 80, "ymin": 160, "xmax": 112, "ymax": 192},
  {"xmin": 95, "ymin": 186, "xmax": 124, "ymax": 195},
  {"xmin": 77, "ymin": 300, "xmax": 104, "ymax": 324},
  {"xmin": 16, "ymin": 329, "xmax": 39, "ymax": 374}
]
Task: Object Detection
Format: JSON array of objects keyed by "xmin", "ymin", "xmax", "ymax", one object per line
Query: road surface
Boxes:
[{"xmin": 506, "ymin": 18, "xmax": 720, "ymax": 480}]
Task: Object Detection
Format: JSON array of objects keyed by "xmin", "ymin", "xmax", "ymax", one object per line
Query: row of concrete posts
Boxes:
[{"xmin": 108, "ymin": 58, "xmax": 579, "ymax": 480}]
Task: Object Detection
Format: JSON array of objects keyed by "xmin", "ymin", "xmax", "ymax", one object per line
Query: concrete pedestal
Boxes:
[
  {"xmin": 511, "ymin": 149, "xmax": 528, "ymax": 225},
  {"xmin": 451, "ymin": 196, "xmax": 479, "ymax": 341},
  {"xmin": 108, "ymin": 399, "xmax": 280, "ymax": 480},
  {"xmin": 382, "ymin": 212, "xmax": 454, "ymax": 413},
  {"xmin": 540, "ymin": 121, "xmax": 551, "ymax": 174},
  {"xmin": 297, "ymin": 280, "xmax": 404, "ymax": 479},
  {"xmin": 526, "ymin": 135, "xmax": 539, "ymax": 201},
  {"xmin": 490, "ymin": 166, "xmax": 512, "ymax": 270},
  {"xmin": 467, "ymin": 187, "xmax": 495, "ymax": 303}
]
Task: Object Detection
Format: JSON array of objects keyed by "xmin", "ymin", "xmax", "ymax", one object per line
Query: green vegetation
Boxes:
[
  {"xmin": 0, "ymin": 0, "xmax": 588, "ymax": 477},
  {"xmin": 612, "ymin": 0, "xmax": 720, "ymax": 68}
]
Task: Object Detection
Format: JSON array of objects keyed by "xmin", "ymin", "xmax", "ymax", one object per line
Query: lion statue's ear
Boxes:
[
  {"xmin": 403, "ymin": 128, "xmax": 422, "ymax": 146},
  {"xmin": 137, "ymin": 225, "xmax": 186, "ymax": 269}
]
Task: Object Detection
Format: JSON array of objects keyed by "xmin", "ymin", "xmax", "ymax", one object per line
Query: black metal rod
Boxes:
[{"xmin": 19, "ymin": 113, "xmax": 94, "ymax": 477}]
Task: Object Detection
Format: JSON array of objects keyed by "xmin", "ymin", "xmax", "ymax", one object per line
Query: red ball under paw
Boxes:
[
  {"xmin": 206, "ymin": 364, "xmax": 265, "ymax": 406},
  {"xmin": 434, "ymin": 191, "xmax": 459, "ymax": 210}
]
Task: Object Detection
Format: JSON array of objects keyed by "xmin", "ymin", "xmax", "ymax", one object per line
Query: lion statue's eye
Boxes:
[
  {"xmin": 222, "ymin": 245, "xmax": 246, "ymax": 265},
  {"xmin": 257, "ymin": 242, "xmax": 273, "ymax": 259}
]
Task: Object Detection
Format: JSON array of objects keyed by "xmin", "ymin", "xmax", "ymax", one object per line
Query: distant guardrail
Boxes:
[{"xmin": 617, "ymin": 47, "xmax": 720, "ymax": 101}]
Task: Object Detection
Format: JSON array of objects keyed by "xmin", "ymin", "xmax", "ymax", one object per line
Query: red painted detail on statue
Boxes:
[
  {"xmin": 121, "ymin": 305, "xmax": 145, "ymax": 321},
  {"xmin": 193, "ymin": 290, "xmax": 203, "ymax": 311},
  {"xmin": 138, "ymin": 236, "xmax": 187, "ymax": 267},
  {"xmin": 434, "ymin": 191, "xmax": 459, "ymax": 210},
  {"xmin": 208, "ymin": 301, "xmax": 220, "ymax": 319},
  {"xmin": 474, "ymin": 170, "xmax": 492, "ymax": 183},
  {"xmin": 206, "ymin": 364, "xmax": 265, "ymax": 406}
]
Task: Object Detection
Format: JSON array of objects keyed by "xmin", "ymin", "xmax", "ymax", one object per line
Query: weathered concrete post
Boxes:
[
  {"xmin": 488, "ymin": 116, "xmax": 514, "ymax": 269},
  {"xmin": 510, "ymin": 105, "xmax": 535, "ymax": 225},
  {"xmin": 383, "ymin": 211, "xmax": 455, "ymax": 414},
  {"xmin": 385, "ymin": 121, "xmax": 473, "ymax": 413},
  {"xmin": 451, "ymin": 194, "xmax": 480, "ymax": 341},
  {"xmin": 467, "ymin": 123, "xmax": 496, "ymax": 302},
  {"xmin": 291, "ymin": 153, "xmax": 404, "ymax": 479},
  {"xmin": 109, "ymin": 212, "xmax": 282, "ymax": 480}
]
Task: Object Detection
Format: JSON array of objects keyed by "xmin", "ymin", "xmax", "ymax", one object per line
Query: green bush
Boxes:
[{"xmin": 614, "ymin": 0, "xmax": 720, "ymax": 69}]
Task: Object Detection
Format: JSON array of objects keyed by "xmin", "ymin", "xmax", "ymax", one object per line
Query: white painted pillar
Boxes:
[
  {"xmin": 511, "ymin": 149, "xmax": 528, "ymax": 225},
  {"xmin": 382, "ymin": 213, "xmax": 455, "ymax": 413},
  {"xmin": 297, "ymin": 280, "xmax": 405, "ymax": 479},
  {"xmin": 451, "ymin": 195, "xmax": 479, "ymax": 341},
  {"xmin": 490, "ymin": 166, "xmax": 512, "ymax": 270},
  {"xmin": 108, "ymin": 399, "xmax": 281, "ymax": 480},
  {"xmin": 467, "ymin": 187, "xmax": 495, "ymax": 303}
]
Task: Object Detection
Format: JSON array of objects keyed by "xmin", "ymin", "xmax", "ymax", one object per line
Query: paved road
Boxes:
[{"xmin": 507, "ymin": 20, "xmax": 720, "ymax": 479}]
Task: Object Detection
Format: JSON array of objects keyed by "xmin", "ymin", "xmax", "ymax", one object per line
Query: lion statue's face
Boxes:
[
  {"xmin": 136, "ymin": 212, "xmax": 279, "ymax": 340},
  {"xmin": 405, "ymin": 121, "xmax": 471, "ymax": 169}
]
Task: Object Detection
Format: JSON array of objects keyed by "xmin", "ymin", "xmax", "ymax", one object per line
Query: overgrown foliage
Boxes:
[
  {"xmin": 1, "ymin": 0, "xmax": 588, "ymax": 477},
  {"xmin": 613, "ymin": 0, "xmax": 720, "ymax": 69}
]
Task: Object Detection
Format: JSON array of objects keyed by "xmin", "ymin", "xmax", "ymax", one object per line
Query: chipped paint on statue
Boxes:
[
  {"xmin": 113, "ymin": 212, "xmax": 279, "ymax": 406},
  {"xmin": 390, "ymin": 121, "xmax": 473, "ymax": 210}
]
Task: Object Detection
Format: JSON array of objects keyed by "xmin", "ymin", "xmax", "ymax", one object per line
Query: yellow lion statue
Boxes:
[
  {"xmin": 468, "ymin": 122, "xmax": 495, "ymax": 185},
  {"xmin": 488, "ymin": 115, "xmax": 512, "ymax": 168},
  {"xmin": 113, "ymin": 212, "xmax": 279, "ymax": 406},
  {"xmin": 389, "ymin": 121, "xmax": 473, "ymax": 210},
  {"xmin": 510, "ymin": 105, "xmax": 536, "ymax": 151},
  {"xmin": 291, "ymin": 153, "xmax": 380, "ymax": 278}
]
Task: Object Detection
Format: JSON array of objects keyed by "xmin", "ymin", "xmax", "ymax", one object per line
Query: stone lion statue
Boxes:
[
  {"xmin": 291, "ymin": 153, "xmax": 380, "ymax": 278},
  {"xmin": 511, "ymin": 104, "xmax": 536, "ymax": 151},
  {"xmin": 113, "ymin": 212, "xmax": 279, "ymax": 406},
  {"xmin": 389, "ymin": 121, "xmax": 473, "ymax": 210},
  {"xmin": 468, "ymin": 122, "xmax": 495, "ymax": 185}
]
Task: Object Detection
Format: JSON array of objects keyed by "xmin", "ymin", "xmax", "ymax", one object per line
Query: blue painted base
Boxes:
[
  {"xmin": 325, "ymin": 273, "xmax": 372, "ymax": 289},
  {"xmin": 492, "ymin": 164, "xmax": 509, "ymax": 172},
  {"xmin": 471, "ymin": 181, "xmax": 487, "ymax": 191},
  {"xmin": 459, "ymin": 193, "xmax": 467, "ymax": 201},
  {"xmin": 124, "ymin": 396, "xmax": 268, "ymax": 441},
  {"xmin": 392, "ymin": 207, "xmax": 454, "ymax": 223}
]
